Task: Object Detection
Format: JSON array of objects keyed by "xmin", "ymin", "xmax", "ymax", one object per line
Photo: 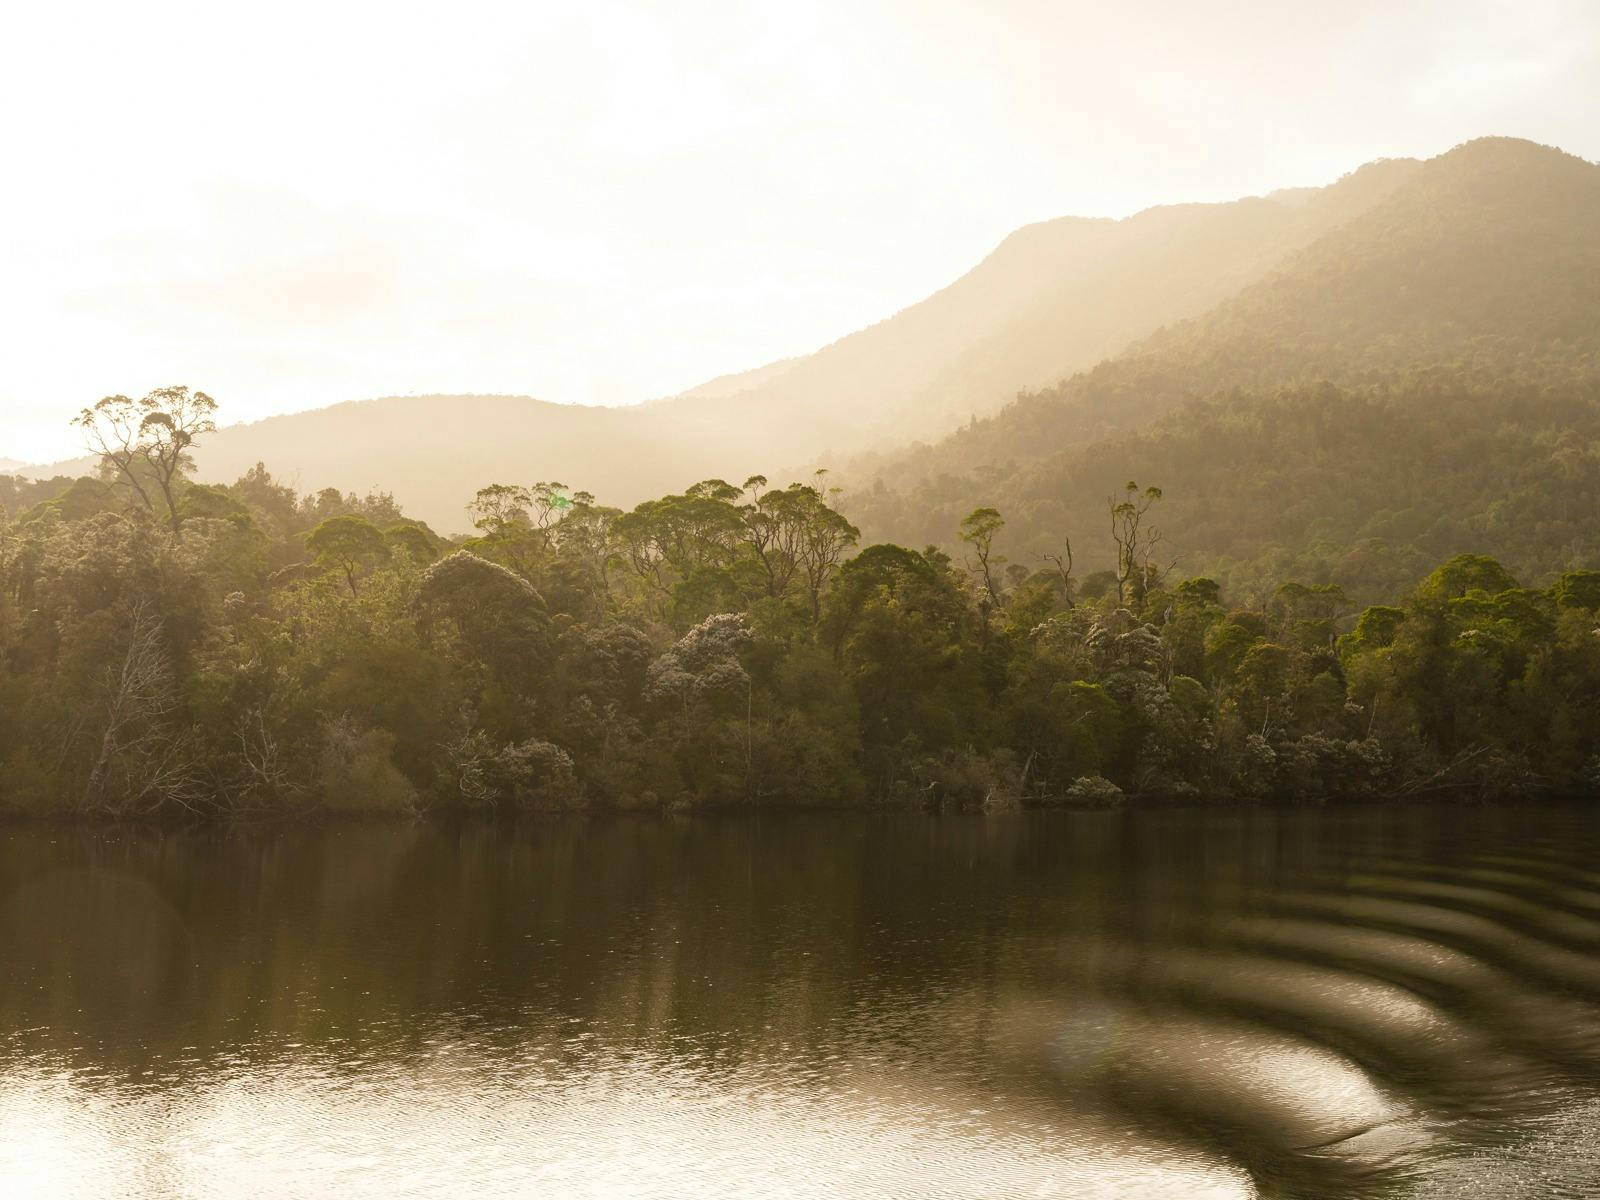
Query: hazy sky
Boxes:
[{"xmin": 2, "ymin": 0, "xmax": 1597, "ymax": 464}]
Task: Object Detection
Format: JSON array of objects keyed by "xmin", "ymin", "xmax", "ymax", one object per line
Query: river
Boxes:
[{"xmin": 2, "ymin": 807, "xmax": 1599, "ymax": 1198}]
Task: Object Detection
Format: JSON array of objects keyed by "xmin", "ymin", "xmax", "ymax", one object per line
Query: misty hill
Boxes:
[
  {"xmin": 655, "ymin": 154, "xmax": 1419, "ymax": 445},
  {"xmin": 174, "ymin": 393, "xmax": 753, "ymax": 524},
  {"xmin": 849, "ymin": 137, "xmax": 1600, "ymax": 596},
  {"xmin": 75, "ymin": 153, "xmax": 1421, "ymax": 531}
]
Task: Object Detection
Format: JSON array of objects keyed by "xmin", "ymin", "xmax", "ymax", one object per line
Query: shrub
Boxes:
[
  {"xmin": 448, "ymin": 731, "xmax": 584, "ymax": 811},
  {"xmin": 1063, "ymin": 776, "xmax": 1125, "ymax": 808},
  {"xmin": 319, "ymin": 717, "xmax": 417, "ymax": 814}
]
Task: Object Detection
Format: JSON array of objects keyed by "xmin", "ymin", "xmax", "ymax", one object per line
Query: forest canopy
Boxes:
[{"xmin": 3, "ymin": 386, "xmax": 1598, "ymax": 818}]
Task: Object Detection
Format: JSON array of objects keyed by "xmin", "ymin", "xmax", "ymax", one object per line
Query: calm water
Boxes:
[{"xmin": 3, "ymin": 808, "xmax": 1600, "ymax": 1199}]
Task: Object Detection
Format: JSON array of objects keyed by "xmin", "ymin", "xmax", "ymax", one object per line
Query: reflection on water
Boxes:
[{"xmin": 1, "ymin": 807, "xmax": 1599, "ymax": 1198}]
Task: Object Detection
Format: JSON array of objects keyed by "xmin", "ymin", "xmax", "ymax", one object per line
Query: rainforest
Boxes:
[{"xmin": 4, "ymin": 370, "xmax": 1599, "ymax": 818}]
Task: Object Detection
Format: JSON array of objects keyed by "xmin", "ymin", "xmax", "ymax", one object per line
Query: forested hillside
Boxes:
[
  {"xmin": 851, "ymin": 138, "xmax": 1600, "ymax": 599},
  {"xmin": 4, "ymin": 385, "xmax": 1600, "ymax": 817}
]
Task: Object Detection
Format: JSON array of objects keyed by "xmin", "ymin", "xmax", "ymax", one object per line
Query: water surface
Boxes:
[{"xmin": 3, "ymin": 807, "xmax": 1600, "ymax": 1198}]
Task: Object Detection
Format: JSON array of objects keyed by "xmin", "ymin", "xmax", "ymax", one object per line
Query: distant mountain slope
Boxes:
[
  {"xmin": 1134, "ymin": 136, "xmax": 1600, "ymax": 380},
  {"xmin": 848, "ymin": 137, "xmax": 1600, "ymax": 594},
  {"xmin": 663, "ymin": 155, "xmax": 1421, "ymax": 447},
  {"xmin": 183, "ymin": 393, "xmax": 755, "ymax": 517},
  {"xmin": 31, "ymin": 151, "xmax": 1420, "ymax": 531},
  {"xmin": 666, "ymin": 358, "xmax": 801, "ymax": 402}
]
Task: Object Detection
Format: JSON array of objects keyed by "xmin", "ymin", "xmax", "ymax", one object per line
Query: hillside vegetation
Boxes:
[
  {"xmin": 5, "ymin": 388, "xmax": 1598, "ymax": 817},
  {"xmin": 850, "ymin": 138, "xmax": 1600, "ymax": 600}
]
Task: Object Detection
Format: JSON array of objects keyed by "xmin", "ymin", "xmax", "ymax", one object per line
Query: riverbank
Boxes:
[{"xmin": 1, "ymin": 784, "xmax": 1590, "ymax": 825}]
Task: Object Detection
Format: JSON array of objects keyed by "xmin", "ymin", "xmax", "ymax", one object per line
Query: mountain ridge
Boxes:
[
  {"xmin": 843, "ymin": 136, "xmax": 1600, "ymax": 596},
  {"xmin": 22, "ymin": 139, "xmax": 1570, "ymax": 535}
]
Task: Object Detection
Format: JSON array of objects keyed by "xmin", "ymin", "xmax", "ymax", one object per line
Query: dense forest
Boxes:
[
  {"xmin": 3, "ymin": 385, "xmax": 1599, "ymax": 818},
  {"xmin": 852, "ymin": 366, "xmax": 1600, "ymax": 602}
]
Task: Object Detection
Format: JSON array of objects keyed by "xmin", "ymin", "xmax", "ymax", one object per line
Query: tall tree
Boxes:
[
  {"xmin": 958, "ymin": 507, "xmax": 1007, "ymax": 608},
  {"xmin": 75, "ymin": 386, "xmax": 217, "ymax": 532},
  {"xmin": 1108, "ymin": 481, "xmax": 1167, "ymax": 605},
  {"xmin": 305, "ymin": 515, "xmax": 389, "ymax": 597}
]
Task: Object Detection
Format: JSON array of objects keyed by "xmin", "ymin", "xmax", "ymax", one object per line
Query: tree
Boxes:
[
  {"xmin": 741, "ymin": 480, "xmax": 860, "ymax": 619},
  {"xmin": 797, "ymin": 497, "xmax": 859, "ymax": 623},
  {"xmin": 646, "ymin": 612, "xmax": 753, "ymax": 735},
  {"xmin": 1419, "ymin": 554, "xmax": 1518, "ymax": 602},
  {"xmin": 529, "ymin": 482, "xmax": 586, "ymax": 539},
  {"xmin": 82, "ymin": 600, "xmax": 200, "ymax": 813},
  {"xmin": 1108, "ymin": 481, "xmax": 1169, "ymax": 605},
  {"xmin": 1042, "ymin": 537, "xmax": 1076, "ymax": 608},
  {"xmin": 305, "ymin": 514, "xmax": 389, "ymax": 597},
  {"xmin": 822, "ymin": 544, "xmax": 982, "ymax": 783},
  {"xmin": 642, "ymin": 611, "xmax": 757, "ymax": 801},
  {"xmin": 958, "ymin": 507, "xmax": 1006, "ymax": 608},
  {"xmin": 384, "ymin": 522, "xmax": 442, "ymax": 566},
  {"xmin": 1553, "ymin": 570, "xmax": 1600, "ymax": 612},
  {"xmin": 1176, "ymin": 577, "xmax": 1221, "ymax": 608},
  {"xmin": 415, "ymin": 550, "xmax": 552, "ymax": 705},
  {"xmin": 75, "ymin": 386, "xmax": 217, "ymax": 532},
  {"xmin": 611, "ymin": 485, "xmax": 748, "ymax": 623},
  {"xmin": 230, "ymin": 462, "xmax": 301, "ymax": 539},
  {"xmin": 467, "ymin": 483, "xmax": 531, "ymax": 536}
]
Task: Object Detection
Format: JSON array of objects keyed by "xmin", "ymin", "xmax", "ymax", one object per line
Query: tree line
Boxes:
[{"xmin": 2, "ymin": 386, "xmax": 1598, "ymax": 817}]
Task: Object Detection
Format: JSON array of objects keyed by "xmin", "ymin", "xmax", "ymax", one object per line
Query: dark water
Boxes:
[{"xmin": 3, "ymin": 808, "xmax": 1600, "ymax": 1198}]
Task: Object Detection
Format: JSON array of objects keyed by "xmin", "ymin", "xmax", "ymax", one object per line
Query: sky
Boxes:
[{"xmin": 2, "ymin": 0, "xmax": 1597, "ymax": 465}]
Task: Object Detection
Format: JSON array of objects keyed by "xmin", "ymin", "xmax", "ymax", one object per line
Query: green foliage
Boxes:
[
  {"xmin": 74, "ymin": 387, "xmax": 218, "ymax": 533},
  {"xmin": 1421, "ymin": 555, "xmax": 1520, "ymax": 602},
  {"xmin": 849, "ymin": 141, "xmax": 1600, "ymax": 607},
  {"xmin": 305, "ymin": 514, "xmax": 389, "ymax": 597},
  {"xmin": 9, "ymin": 375, "xmax": 1600, "ymax": 816},
  {"xmin": 318, "ymin": 718, "xmax": 418, "ymax": 815},
  {"xmin": 1552, "ymin": 570, "xmax": 1600, "ymax": 612},
  {"xmin": 14, "ymin": 140, "xmax": 1598, "ymax": 814},
  {"xmin": 447, "ymin": 732, "xmax": 583, "ymax": 811}
]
